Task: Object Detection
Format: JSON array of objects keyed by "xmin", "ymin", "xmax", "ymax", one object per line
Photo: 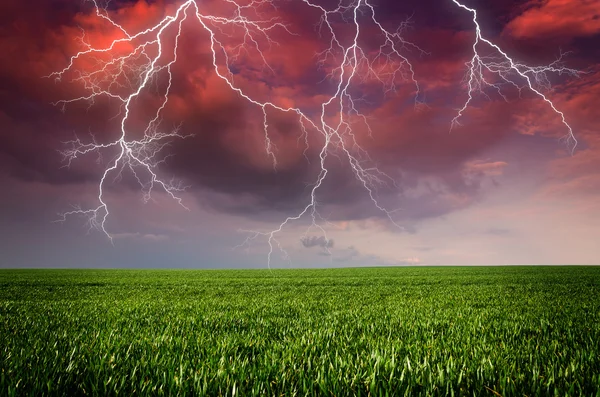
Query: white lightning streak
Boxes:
[
  {"xmin": 53, "ymin": 0, "xmax": 579, "ymax": 266},
  {"xmin": 450, "ymin": 0, "xmax": 579, "ymax": 153},
  {"xmin": 53, "ymin": 0, "xmax": 422, "ymax": 263}
]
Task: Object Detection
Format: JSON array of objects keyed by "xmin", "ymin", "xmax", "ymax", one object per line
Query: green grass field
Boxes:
[{"xmin": 1, "ymin": 267, "xmax": 599, "ymax": 396}]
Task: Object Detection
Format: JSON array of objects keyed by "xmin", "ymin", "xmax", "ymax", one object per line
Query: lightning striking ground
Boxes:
[{"xmin": 52, "ymin": 0, "xmax": 578, "ymax": 265}]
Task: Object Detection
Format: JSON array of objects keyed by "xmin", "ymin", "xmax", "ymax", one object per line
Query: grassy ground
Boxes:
[{"xmin": 1, "ymin": 266, "xmax": 599, "ymax": 396}]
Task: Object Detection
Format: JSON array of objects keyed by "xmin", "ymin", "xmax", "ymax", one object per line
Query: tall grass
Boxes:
[{"xmin": 1, "ymin": 266, "xmax": 599, "ymax": 395}]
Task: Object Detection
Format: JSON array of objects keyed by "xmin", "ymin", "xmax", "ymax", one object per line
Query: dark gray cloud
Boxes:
[
  {"xmin": 301, "ymin": 235, "xmax": 334, "ymax": 249},
  {"xmin": 1, "ymin": 0, "xmax": 597, "ymax": 257}
]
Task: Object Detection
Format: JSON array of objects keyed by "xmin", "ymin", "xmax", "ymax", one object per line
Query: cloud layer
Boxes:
[{"xmin": 0, "ymin": 0, "xmax": 598, "ymax": 267}]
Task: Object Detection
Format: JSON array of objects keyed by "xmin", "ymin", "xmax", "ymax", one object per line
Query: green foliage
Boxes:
[{"xmin": 1, "ymin": 267, "xmax": 599, "ymax": 396}]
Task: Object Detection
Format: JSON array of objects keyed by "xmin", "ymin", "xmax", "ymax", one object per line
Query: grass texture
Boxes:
[{"xmin": 1, "ymin": 266, "xmax": 599, "ymax": 396}]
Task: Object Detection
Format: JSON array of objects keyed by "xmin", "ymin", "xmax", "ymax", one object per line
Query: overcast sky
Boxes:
[{"xmin": 1, "ymin": 0, "xmax": 599, "ymax": 268}]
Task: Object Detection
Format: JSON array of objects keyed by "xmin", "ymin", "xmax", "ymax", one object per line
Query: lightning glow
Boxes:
[{"xmin": 51, "ymin": 0, "xmax": 579, "ymax": 265}]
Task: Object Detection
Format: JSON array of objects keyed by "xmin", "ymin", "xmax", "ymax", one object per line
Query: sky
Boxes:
[{"xmin": 0, "ymin": 0, "xmax": 599, "ymax": 268}]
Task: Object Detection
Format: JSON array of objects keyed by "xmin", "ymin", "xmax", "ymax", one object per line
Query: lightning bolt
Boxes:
[
  {"xmin": 52, "ymin": 0, "xmax": 578, "ymax": 266},
  {"xmin": 450, "ymin": 0, "xmax": 580, "ymax": 154},
  {"xmin": 51, "ymin": 0, "xmax": 423, "ymax": 265}
]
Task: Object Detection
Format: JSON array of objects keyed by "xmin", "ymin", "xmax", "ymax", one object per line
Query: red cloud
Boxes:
[
  {"xmin": 504, "ymin": 0, "xmax": 600, "ymax": 41},
  {"xmin": 2, "ymin": 0, "xmax": 598, "ymax": 229}
]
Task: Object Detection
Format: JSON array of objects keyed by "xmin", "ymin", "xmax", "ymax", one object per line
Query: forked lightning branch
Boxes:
[{"xmin": 50, "ymin": 0, "xmax": 579, "ymax": 266}]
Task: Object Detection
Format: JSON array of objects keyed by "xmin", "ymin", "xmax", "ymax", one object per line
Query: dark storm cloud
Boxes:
[
  {"xmin": 301, "ymin": 235, "xmax": 334, "ymax": 249},
  {"xmin": 1, "ymin": 0, "xmax": 598, "ymax": 233}
]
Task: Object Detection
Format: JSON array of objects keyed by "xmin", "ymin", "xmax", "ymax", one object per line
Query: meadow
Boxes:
[{"xmin": 1, "ymin": 266, "xmax": 599, "ymax": 396}]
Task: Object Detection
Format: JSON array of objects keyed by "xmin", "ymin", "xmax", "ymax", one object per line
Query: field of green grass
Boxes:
[{"xmin": 1, "ymin": 266, "xmax": 599, "ymax": 396}]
